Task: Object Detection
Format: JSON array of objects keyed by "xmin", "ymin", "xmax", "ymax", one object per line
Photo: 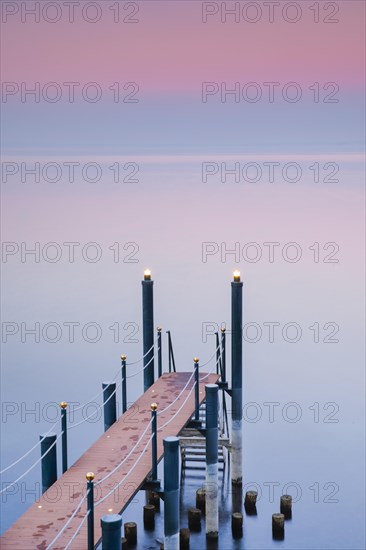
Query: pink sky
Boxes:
[{"xmin": 2, "ymin": 1, "xmax": 365, "ymax": 91}]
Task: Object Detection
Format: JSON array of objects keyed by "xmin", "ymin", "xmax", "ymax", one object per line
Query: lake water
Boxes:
[{"xmin": 1, "ymin": 160, "xmax": 365, "ymax": 548}]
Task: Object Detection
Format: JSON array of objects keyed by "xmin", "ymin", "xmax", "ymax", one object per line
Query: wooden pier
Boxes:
[{"xmin": 1, "ymin": 371, "xmax": 219, "ymax": 549}]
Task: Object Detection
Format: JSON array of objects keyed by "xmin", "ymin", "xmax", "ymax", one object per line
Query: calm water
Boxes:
[{"xmin": 1, "ymin": 163, "xmax": 365, "ymax": 548}]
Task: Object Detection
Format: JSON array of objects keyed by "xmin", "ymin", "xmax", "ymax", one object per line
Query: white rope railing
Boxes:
[
  {"xmin": 0, "ymin": 432, "xmax": 63, "ymax": 494},
  {"xmin": 72, "ymin": 371, "xmax": 121, "ymax": 414},
  {"xmin": 46, "ymin": 490, "xmax": 89, "ymax": 549},
  {"xmin": 158, "ymin": 381, "xmax": 198, "ymax": 431},
  {"xmin": 0, "ymin": 419, "xmax": 60, "ymax": 475},
  {"xmin": 94, "ymin": 417, "xmax": 153, "ymax": 487},
  {"xmin": 199, "ymin": 358, "xmax": 220, "ymax": 382},
  {"xmin": 126, "ymin": 347, "xmax": 159, "ymax": 379},
  {"xmin": 199, "ymin": 342, "xmax": 221, "ymax": 368},
  {"xmin": 157, "ymin": 370, "xmax": 195, "ymax": 416},
  {"xmin": 125, "ymin": 339, "xmax": 158, "ymax": 366},
  {"xmin": 94, "ymin": 434, "xmax": 153, "ymax": 508},
  {"xmin": 71, "ymin": 340, "xmax": 157, "ymax": 415},
  {"xmin": 64, "ymin": 509, "xmax": 90, "ymax": 550},
  {"xmin": 68, "ymin": 377, "xmax": 124, "ymax": 431}
]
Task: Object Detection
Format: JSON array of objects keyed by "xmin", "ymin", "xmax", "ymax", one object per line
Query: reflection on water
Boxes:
[{"xmin": 1, "ymin": 164, "xmax": 365, "ymax": 548}]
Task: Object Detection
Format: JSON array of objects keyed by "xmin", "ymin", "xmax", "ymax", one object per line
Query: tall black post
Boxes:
[
  {"xmin": 121, "ymin": 355, "xmax": 127, "ymax": 414},
  {"xmin": 221, "ymin": 327, "xmax": 226, "ymax": 382},
  {"xmin": 40, "ymin": 433, "xmax": 57, "ymax": 494},
  {"xmin": 164, "ymin": 436, "xmax": 180, "ymax": 549},
  {"xmin": 60, "ymin": 402, "xmax": 68, "ymax": 473},
  {"xmin": 102, "ymin": 382, "xmax": 117, "ymax": 431},
  {"xmin": 193, "ymin": 358, "xmax": 200, "ymax": 423},
  {"xmin": 157, "ymin": 327, "xmax": 162, "ymax": 377},
  {"xmin": 205, "ymin": 384, "xmax": 219, "ymax": 539},
  {"xmin": 86, "ymin": 472, "xmax": 95, "ymax": 550},
  {"xmin": 231, "ymin": 270, "xmax": 243, "ymax": 485},
  {"xmin": 151, "ymin": 403, "xmax": 158, "ymax": 481},
  {"xmin": 142, "ymin": 270, "xmax": 154, "ymax": 391}
]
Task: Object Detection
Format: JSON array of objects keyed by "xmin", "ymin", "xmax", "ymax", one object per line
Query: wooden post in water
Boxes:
[
  {"xmin": 124, "ymin": 522, "xmax": 137, "ymax": 545},
  {"xmin": 272, "ymin": 513, "xmax": 285, "ymax": 539},
  {"xmin": 280, "ymin": 494, "xmax": 292, "ymax": 519},
  {"xmin": 231, "ymin": 270, "xmax": 243, "ymax": 485}
]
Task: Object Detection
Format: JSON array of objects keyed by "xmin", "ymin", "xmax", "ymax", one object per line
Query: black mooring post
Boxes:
[
  {"xmin": 60, "ymin": 402, "xmax": 68, "ymax": 473},
  {"xmin": 215, "ymin": 332, "xmax": 220, "ymax": 375},
  {"xmin": 142, "ymin": 270, "xmax": 154, "ymax": 391},
  {"xmin": 157, "ymin": 327, "xmax": 162, "ymax": 377},
  {"xmin": 221, "ymin": 327, "xmax": 226, "ymax": 383},
  {"xmin": 86, "ymin": 472, "xmax": 95, "ymax": 550},
  {"xmin": 167, "ymin": 331, "xmax": 172, "ymax": 373},
  {"xmin": 151, "ymin": 403, "xmax": 158, "ymax": 480},
  {"xmin": 102, "ymin": 382, "xmax": 117, "ymax": 431},
  {"xmin": 163, "ymin": 436, "xmax": 180, "ymax": 549},
  {"xmin": 194, "ymin": 358, "xmax": 200, "ymax": 422},
  {"xmin": 231, "ymin": 270, "xmax": 243, "ymax": 485},
  {"xmin": 205, "ymin": 384, "xmax": 219, "ymax": 539},
  {"xmin": 40, "ymin": 433, "xmax": 57, "ymax": 494},
  {"xmin": 121, "ymin": 355, "xmax": 127, "ymax": 414}
]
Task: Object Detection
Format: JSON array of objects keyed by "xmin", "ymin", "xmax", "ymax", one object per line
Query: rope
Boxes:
[
  {"xmin": 68, "ymin": 378, "xmax": 124, "ymax": 431},
  {"xmin": 0, "ymin": 432, "xmax": 63, "ymax": 494},
  {"xmin": 156, "ymin": 343, "xmax": 219, "ymax": 420},
  {"xmin": 199, "ymin": 342, "xmax": 221, "ymax": 368},
  {"xmin": 68, "ymin": 339, "xmax": 157, "ymax": 417},
  {"xmin": 126, "ymin": 347, "xmax": 159, "ymax": 379},
  {"xmin": 94, "ymin": 418, "xmax": 153, "ymax": 487},
  {"xmin": 64, "ymin": 510, "xmax": 90, "ymax": 550},
  {"xmin": 0, "ymin": 419, "xmax": 59, "ymax": 475},
  {"xmin": 199, "ymin": 358, "xmax": 219, "ymax": 382},
  {"xmin": 72, "ymin": 369, "xmax": 122, "ymax": 414},
  {"xmin": 157, "ymin": 370, "xmax": 195, "ymax": 416},
  {"xmin": 46, "ymin": 491, "xmax": 89, "ymax": 549},
  {"xmin": 126, "ymin": 339, "xmax": 158, "ymax": 366},
  {"xmin": 1, "ymin": 338, "xmax": 159, "ymax": 476},
  {"xmin": 94, "ymin": 434, "xmax": 153, "ymax": 508},
  {"xmin": 158, "ymin": 381, "xmax": 197, "ymax": 431}
]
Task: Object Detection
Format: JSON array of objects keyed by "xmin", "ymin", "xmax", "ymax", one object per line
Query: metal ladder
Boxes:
[{"xmin": 179, "ymin": 401, "xmax": 230, "ymax": 471}]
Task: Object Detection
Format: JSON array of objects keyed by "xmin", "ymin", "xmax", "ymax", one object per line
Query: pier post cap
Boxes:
[
  {"xmin": 151, "ymin": 403, "xmax": 158, "ymax": 411},
  {"xmin": 193, "ymin": 357, "xmax": 199, "ymax": 364},
  {"xmin": 101, "ymin": 514, "xmax": 122, "ymax": 530},
  {"xmin": 272, "ymin": 513, "xmax": 285, "ymax": 523},
  {"xmin": 59, "ymin": 401, "xmax": 68, "ymax": 409},
  {"xmin": 86, "ymin": 472, "xmax": 95, "ymax": 481},
  {"xmin": 233, "ymin": 270, "xmax": 241, "ymax": 282},
  {"xmin": 205, "ymin": 383, "xmax": 219, "ymax": 392},
  {"xmin": 163, "ymin": 435, "xmax": 179, "ymax": 449},
  {"xmin": 157, "ymin": 326, "xmax": 162, "ymax": 332},
  {"xmin": 143, "ymin": 269, "xmax": 152, "ymax": 281},
  {"xmin": 121, "ymin": 354, "xmax": 127, "ymax": 361}
]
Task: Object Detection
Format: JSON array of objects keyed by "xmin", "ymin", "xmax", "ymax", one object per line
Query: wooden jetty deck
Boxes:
[{"xmin": 1, "ymin": 371, "xmax": 219, "ymax": 549}]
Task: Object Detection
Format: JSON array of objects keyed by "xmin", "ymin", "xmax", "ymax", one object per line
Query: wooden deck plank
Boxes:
[{"xmin": 1, "ymin": 372, "xmax": 219, "ymax": 549}]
